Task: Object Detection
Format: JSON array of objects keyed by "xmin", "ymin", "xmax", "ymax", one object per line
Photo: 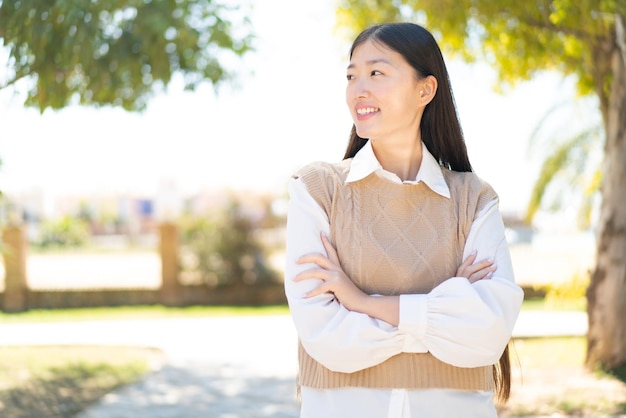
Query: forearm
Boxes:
[{"xmin": 351, "ymin": 294, "xmax": 400, "ymax": 327}]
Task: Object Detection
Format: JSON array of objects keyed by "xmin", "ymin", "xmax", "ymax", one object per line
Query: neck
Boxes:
[{"xmin": 371, "ymin": 136, "xmax": 423, "ymax": 182}]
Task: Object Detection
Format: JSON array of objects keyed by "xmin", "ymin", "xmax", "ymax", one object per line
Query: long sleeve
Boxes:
[
  {"xmin": 398, "ymin": 198, "xmax": 524, "ymax": 367},
  {"xmin": 284, "ymin": 177, "xmax": 407, "ymax": 373},
  {"xmin": 285, "ymin": 177, "xmax": 524, "ymax": 373}
]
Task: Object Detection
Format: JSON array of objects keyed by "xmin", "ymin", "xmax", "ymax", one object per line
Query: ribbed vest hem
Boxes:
[{"xmin": 298, "ymin": 342, "xmax": 494, "ymax": 391}]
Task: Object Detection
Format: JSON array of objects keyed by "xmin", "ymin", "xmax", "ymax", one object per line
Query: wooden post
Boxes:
[
  {"xmin": 159, "ymin": 222, "xmax": 181, "ymax": 306},
  {"xmin": 2, "ymin": 225, "xmax": 28, "ymax": 312}
]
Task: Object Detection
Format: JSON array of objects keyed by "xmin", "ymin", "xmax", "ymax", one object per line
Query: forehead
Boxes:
[{"xmin": 348, "ymin": 39, "xmax": 404, "ymax": 67}]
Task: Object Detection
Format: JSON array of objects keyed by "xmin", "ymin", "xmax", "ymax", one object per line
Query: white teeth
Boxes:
[{"xmin": 356, "ymin": 107, "xmax": 378, "ymax": 115}]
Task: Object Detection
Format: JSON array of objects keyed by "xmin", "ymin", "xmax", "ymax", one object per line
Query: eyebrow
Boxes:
[{"xmin": 346, "ymin": 58, "xmax": 393, "ymax": 70}]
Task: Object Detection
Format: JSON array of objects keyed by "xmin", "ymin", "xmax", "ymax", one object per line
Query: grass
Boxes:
[
  {"xmin": 0, "ymin": 345, "xmax": 162, "ymax": 418},
  {"xmin": 0, "ymin": 304, "xmax": 290, "ymax": 416},
  {"xmin": 0, "ymin": 304, "xmax": 290, "ymax": 324},
  {"xmin": 520, "ymin": 296, "xmax": 586, "ymax": 312},
  {"xmin": 1, "ymin": 298, "xmax": 607, "ymax": 417},
  {"xmin": 499, "ymin": 337, "xmax": 626, "ymax": 417},
  {"xmin": 4, "ymin": 328, "xmax": 623, "ymax": 418},
  {"xmin": 0, "ymin": 296, "xmax": 586, "ymax": 324}
]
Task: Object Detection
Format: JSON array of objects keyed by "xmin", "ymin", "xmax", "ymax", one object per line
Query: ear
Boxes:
[{"xmin": 418, "ymin": 75, "xmax": 438, "ymax": 106}]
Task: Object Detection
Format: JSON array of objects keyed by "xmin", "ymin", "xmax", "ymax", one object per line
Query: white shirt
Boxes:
[{"xmin": 284, "ymin": 141, "xmax": 524, "ymax": 418}]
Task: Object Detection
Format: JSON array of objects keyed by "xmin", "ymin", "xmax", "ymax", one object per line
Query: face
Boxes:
[{"xmin": 346, "ymin": 39, "xmax": 424, "ymax": 143}]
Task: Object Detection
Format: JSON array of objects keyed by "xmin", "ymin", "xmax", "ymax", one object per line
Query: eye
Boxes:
[
  {"xmin": 346, "ymin": 74, "xmax": 355, "ymax": 81},
  {"xmin": 371, "ymin": 70, "xmax": 382, "ymax": 76}
]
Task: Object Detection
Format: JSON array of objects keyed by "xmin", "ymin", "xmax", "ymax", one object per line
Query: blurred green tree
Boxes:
[
  {"xmin": 0, "ymin": 0, "xmax": 254, "ymax": 112},
  {"xmin": 336, "ymin": 0, "xmax": 626, "ymax": 376}
]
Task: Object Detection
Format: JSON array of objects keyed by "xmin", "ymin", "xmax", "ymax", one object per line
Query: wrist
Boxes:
[{"xmin": 357, "ymin": 294, "xmax": 400, "ymax": 327}]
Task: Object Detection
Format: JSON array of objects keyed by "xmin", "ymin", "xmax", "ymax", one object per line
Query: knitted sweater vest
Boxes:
[{"xmin": 293, "ymin": 159, "xmax": 498, "ymax": 391}]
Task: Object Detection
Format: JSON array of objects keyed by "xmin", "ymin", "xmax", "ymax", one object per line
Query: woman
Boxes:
[{"xmin": 284, "ymin": 22, "xmax": 523, "ymax": 417}]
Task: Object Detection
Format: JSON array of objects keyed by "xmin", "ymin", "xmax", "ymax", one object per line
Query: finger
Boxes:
[
  {"xmin": 468, "ymin": 272, "xmax": 492, "ymax": 283},
  {"xmin": 468, "ymin": 263, "xmax": 493, "ymax": 278},
  {"xmin": 462, "ymin": 251, "xmax": 478, "ymax": 266},
  {"xmin": 469, "ymin": 259, "xmax": 495, "ymax": 273},
  {"xmin": 321, "ymin": 233, "xmax": 340, "ymax": 265},
  {"xmin": 293, "ymin": 268, "xmax": 329, "ymax": 282},
  {"xmin": 304, "ymin": 285, "xmax": 333, "ymax": 298},
  {"xmin": 456, "ymin": 251, "xmax": 478, "ymax": 276},
  {"xmin": 465, "ymin": 257, "xmax": 494, "ymax": 271},
  {"xmin": 468, "ymin": 264, "xmax": 497, "ymax": 283},
  {"xmin": 296, "ymin": 253, "xmax": 334, "ymax": 269},
  {"xmin": 459, "ymin": 258, "xmax": 494, "ymax": 281}
]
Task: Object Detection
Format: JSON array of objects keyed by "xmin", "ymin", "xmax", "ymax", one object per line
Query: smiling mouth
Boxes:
[{"xmin": 356, "ymin": 107, "xmax": 379, "ymax": 115}]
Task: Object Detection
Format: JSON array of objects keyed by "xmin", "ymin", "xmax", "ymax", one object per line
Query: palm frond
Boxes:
[{"xmin": 524, "ymin": 124, "xmax": 603, "ymax": 224}]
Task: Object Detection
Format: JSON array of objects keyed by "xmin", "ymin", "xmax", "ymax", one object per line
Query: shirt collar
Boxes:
[{"xmin": 345, "ymin": 140, "xmax": 451, "ymax": 198}]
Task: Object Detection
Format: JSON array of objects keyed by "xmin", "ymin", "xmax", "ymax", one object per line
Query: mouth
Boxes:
[{"xmin": 356, "ymin": 106, "xmax": 379, "ymax": 116}]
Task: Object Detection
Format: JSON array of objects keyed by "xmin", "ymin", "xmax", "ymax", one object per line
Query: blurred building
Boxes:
[{"xmin": 2, "ymin": 185, "xmax": 286, "ymax": 248}]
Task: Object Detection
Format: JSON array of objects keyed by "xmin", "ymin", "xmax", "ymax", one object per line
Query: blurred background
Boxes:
[
  {"xmin": 0, "ymin": 0, "xmax": 599, "ymax": 295},
  {"xmin": 0, "ymin": 0, "xmax": 623, "ymax": 417}
]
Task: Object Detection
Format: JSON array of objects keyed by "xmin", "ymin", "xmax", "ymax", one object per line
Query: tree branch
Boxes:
[
  {"xmin": 616, "ymin": 13, "xmax": 626, "ymax": 67},
  {"xmin": 521, "ymin": 15, "xmax": 600, "ymax": 43}
]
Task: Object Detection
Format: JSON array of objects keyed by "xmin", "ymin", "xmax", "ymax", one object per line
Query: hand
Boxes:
[
  {"xmin": 456, "ymin": 251, "xmax": 496, "ymax": 283},
  {"xmin": 293, "ymin": 233, "xmax": 368, "ymax": 311}
]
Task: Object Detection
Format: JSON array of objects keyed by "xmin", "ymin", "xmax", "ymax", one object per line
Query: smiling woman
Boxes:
[{"xmin": 283, "ymin": 22, "xmax": 524, "ymax": 418}]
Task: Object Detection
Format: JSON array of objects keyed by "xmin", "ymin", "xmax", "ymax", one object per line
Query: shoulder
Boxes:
[
  {"xmin": 291, "ymin": 160, "xmax": 352, "ymax": 213},
  {"xmin": 442, "ymin": 169, "xmax": 498, "ymax": 213},
  {"xmin": 443, "ymin": 169, "xmax": 496, "ymax": 195},
  {"xmin": 292, "ymin": 159, "xmax": 351, "ymax": 184}
]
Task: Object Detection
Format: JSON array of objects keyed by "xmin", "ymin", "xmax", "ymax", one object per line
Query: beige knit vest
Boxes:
[{"xmin": 293, "ymin": 159, "xmax": 498, "ymax": 391}]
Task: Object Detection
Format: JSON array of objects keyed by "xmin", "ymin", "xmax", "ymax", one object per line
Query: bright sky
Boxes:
[{"xmin": 0, "ymin": 0, "xmax": 596, "ymax": 216}]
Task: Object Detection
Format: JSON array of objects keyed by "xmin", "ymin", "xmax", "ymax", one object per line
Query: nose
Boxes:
[{"xmin": 347, "ymin": 78, "xmax": 369, "ymax": 100}]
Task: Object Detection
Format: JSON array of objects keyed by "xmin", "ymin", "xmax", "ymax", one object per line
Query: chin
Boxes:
[{"xmin": 354, "ymin": 126, "xmax": 374, "ymax": 140}]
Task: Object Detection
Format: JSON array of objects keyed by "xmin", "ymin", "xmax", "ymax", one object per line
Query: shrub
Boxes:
[
  {"xmin": 179, "ymin": 199, "xmax": 279, "ymax": 287},
  {"xmin": 36, "ymin": 216, "xmax": 90, "ymax": 249},
  {"xmin": 545, "ymin": 269, "xmax": 590, "ymax": 309}
]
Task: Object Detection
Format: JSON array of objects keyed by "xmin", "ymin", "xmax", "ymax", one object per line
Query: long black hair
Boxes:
[
  {"xmin": 343, "ymin": 22, "xmax": 472, "ymax": 173},
  {"xmin": 344, "ymin": 22, "xmax": 513, "ymax": 403}
]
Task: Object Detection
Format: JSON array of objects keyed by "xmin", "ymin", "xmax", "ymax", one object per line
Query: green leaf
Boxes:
[{"xmin": 0, "ymin": 0, "xmax": 255, "ymax": 112}]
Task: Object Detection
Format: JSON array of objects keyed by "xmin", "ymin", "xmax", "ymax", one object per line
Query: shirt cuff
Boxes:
[{"xmin": 398, "ymin": 294, "xmax": 428, "ymax": 352}]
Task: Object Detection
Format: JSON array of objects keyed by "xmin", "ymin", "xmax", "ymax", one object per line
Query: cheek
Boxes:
[
  {"xmin": 345, "ymin": 82, "xmax": 358, "ymax": 105},
  {"xmin": 395, "ymin": 86, "xmax": 420, "ymax": 113}
]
